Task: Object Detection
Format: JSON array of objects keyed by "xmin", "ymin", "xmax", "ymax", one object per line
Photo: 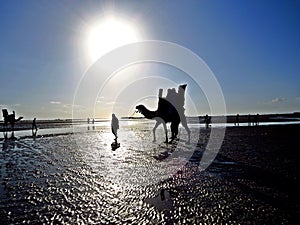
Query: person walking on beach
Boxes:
[
  {"xmin": 248, "ymin": 114, "xmax": 251, "ymax": 126},
  {"xmin": 32, "ymin": 118, "xmax": 37, "ymax": 132},
  {"xmin": 111, "ymin": 113, "xmax": 119, "ymax": 140},
  {"xmin": 235, "ymin": 114, "xmax": 240, "ymax": 126}
]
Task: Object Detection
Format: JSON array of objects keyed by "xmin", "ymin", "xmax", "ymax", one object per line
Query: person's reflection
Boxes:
[
  {"xmin": 32, "ymin": 129, "xmax": 37, "ymax": 140},
  {"xmin": 3, "ymin": 131, "xmax": 8, "ymax": 140},
  {"xmin": 10, "ymin": 131, "xmax": 15, "ymax": 140},
  {"xmin": 2, "ymin": 131, "xmax": 16, "ymax": 151},
  {"xmin": 87, "ymin": 125, "xmax": 95, "ymax": 131}
]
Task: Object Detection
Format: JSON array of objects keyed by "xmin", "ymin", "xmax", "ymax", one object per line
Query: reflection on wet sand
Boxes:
[{"xmin": 0, "ymin": 123, "xmax": 299, "ymax": 224}]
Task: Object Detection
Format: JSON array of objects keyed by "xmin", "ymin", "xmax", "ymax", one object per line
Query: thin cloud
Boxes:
[
  {"xmin": 50, "ymin": 101, "xmax": 61, "ymax": 105},
  {"xmin": 271, "ymin": 97, "xmax": 286, "ymax": 103},
  {"xmin": 63, "ymin": 104, "xmax": 86, "ymax": 109},
  {"xmin": 0, "ymin": 104, "xmax": 21, "ymax": 109}
]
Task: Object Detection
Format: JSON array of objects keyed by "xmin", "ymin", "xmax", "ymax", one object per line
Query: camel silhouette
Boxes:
[
  {"xmin": 136, "ymin": 84, "xmax": 190, "ymax": 144},
  {"xmin": 2, "ymin": 109, "xmax": 23, "ymax": 130}
]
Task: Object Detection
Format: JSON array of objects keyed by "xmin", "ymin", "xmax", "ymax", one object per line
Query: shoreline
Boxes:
[{"xmin": 1, "ymin": 116, "xmax": 300, "ymax": 132}]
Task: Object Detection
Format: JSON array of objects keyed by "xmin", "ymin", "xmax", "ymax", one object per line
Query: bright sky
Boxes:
[{"xmin": 0, "ymin": 0, "xmax": 299, "ymax": 119}]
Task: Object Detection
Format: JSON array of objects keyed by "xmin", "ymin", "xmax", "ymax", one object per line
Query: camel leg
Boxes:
[
  {"xmin": 170, "ymin": 122, "xmax": 179, "ymax": 141},
  {"xmin": 152, "ymin": 120, "xmax": 161, "ymax": 142},
  {"xmin": 183, "ymin": 124, "xmax": 191, "ymax": 144},
  {"xmin": 181, "ymin": 116, "xmax": 191, "ymax": 144},
  {"xmin": 162, "ymin": 121, "xmax": 168, "ymax": 143}
]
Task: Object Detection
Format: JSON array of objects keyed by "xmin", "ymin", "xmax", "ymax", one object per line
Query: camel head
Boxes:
[
  {"xmin": 135, "ymin": 105, "xmax": 147, "ymax": 115},
  {"xmin": 135, "ymin": 105, "xmax": 156, "ymax": 119}
]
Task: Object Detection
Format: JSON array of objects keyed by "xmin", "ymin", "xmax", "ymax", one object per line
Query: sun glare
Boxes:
[{"xmin": 87, "ymin": 17, "xmax": 140, "ymax": 62}]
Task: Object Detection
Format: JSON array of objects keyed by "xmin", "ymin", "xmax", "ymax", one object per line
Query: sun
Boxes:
[{"xmin": 87, "ymin": 17, "xmax": 140, "ymax": 62}]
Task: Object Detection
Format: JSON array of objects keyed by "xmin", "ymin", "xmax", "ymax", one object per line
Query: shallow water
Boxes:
[{"xmin": 0, "ymin": 122, "xmax": 295, "ymax": 224}]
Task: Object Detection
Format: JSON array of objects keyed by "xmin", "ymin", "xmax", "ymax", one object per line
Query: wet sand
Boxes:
[{"xmin": 0, "ymin": 123, "xmax": 299, "ymax": 224}]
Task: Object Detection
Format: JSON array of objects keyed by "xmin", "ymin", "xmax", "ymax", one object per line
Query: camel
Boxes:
[
  {"xmin": 2, "ymin": 109, "xmax": 23, "ymax": 130},
  {"xmin": 136, "ymin": 84, "xmax": 191, "ymax": 144}
]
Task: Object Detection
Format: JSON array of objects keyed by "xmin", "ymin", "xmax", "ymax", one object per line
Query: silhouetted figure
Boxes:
[
  {"xmin": 166, "ymin": 88, "xmax": 178, "ymax": 140},
  {"xmin": 136, "ymin": 84, "xmax": 190, "ymax": 144},
  {"xmin": 111, "ymin": 113, "xmax": 119, "ymax": 140},
  {"xmin": 235, "ymin": 114, "xmax": 240, "ymax": 126},
  {"xmin": 87, "ymin": 118, "xmax": 90, "ymax": 124},
  {"xmin": 32, "ymin": 118, "xmax": 37, "ymax": 132},
  {"xmin": 2, "ymin": 109, "xmax": 23, "ymax": 130},
  {"xmin": 254, "ymin": 113, "xmax": 260, "ymax": 126},
  {"xmin": 176, "ymin": 84, "xmax": 190, "ymax": 141},
  {"xmin": 248, "ymin": 114, "xmax": 251, "ymax": 126},
  {"xmin": 166, "ymin": 88, "xmax": 172, "ymax": 100},
  {"xmin": 204, "ymin": 114, "xmax": 211, "ymax": 128},
  {"xmin": 92, "ymin": 118, "xmax": 95, "ymax": 124},
  {"xmin": 167, "ymin": 85, "xmax": 189, "ymax": 141}
]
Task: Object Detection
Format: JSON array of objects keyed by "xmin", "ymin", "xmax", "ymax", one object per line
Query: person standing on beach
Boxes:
[
  {"xmin": 204, "ymin": 114, "xmax": 211, "ymax": 128},
  {"xmin": 255, "ymin": 113, "xmax": 260, "ymax": 126},
  {"xmin": 111, "ymin": 113, "xmax": 119, "ymax": 140}
]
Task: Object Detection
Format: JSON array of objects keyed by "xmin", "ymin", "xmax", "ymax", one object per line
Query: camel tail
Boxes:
[{"xmin": 16, "ymin": 116, "xmax": 23, "ymax": 122}]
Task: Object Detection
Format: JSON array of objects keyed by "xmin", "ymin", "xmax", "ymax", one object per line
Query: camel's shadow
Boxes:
[{"xmin": 153, "ymin": 137, "xmax": 191, "ymax": 161}]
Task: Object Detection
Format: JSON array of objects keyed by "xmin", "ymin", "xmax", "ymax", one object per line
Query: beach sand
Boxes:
[{"xmin": 0, "ymin": 122, "xmax": 299, "ymax": 224}]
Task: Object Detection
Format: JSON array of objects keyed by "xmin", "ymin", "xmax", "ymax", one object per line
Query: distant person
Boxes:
[
  {"xmin": 204, "ymin": 114, "xmax": 211, "ymax": 128},
  {"xmin": 87, "ymin": 118, "xmax": 90, "ymax": 124},
  {"xmin": 235, "ymin": 114, "xmax": 239, "ymax": 126},
  {"xmin": 111, "ymin": 113, "xmax": 119, "ymax": 140},
  {"xmin": 92, "ymin": 118, "xmax": 95, "ymax": 124},
  {"xmin": 32, "ymin": 118, "xmax": 37, "ymax": 132},
  {"xmin": 255, "ymin": 113, "xmax": 260, "ymax": 126},
  {"xmin": 248, "ymin": 114, "xmax": 251, "ymax": 126}
]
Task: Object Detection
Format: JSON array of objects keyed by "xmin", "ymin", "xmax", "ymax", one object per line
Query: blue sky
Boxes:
[{"xmin": 0, "ymin": 0, "xmax": 299, "ymax": 119}]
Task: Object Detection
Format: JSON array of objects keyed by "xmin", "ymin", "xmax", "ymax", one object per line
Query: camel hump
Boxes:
[{"xmin": 2, "ymin": 109, "xmax": 8, "ymax": 117}]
